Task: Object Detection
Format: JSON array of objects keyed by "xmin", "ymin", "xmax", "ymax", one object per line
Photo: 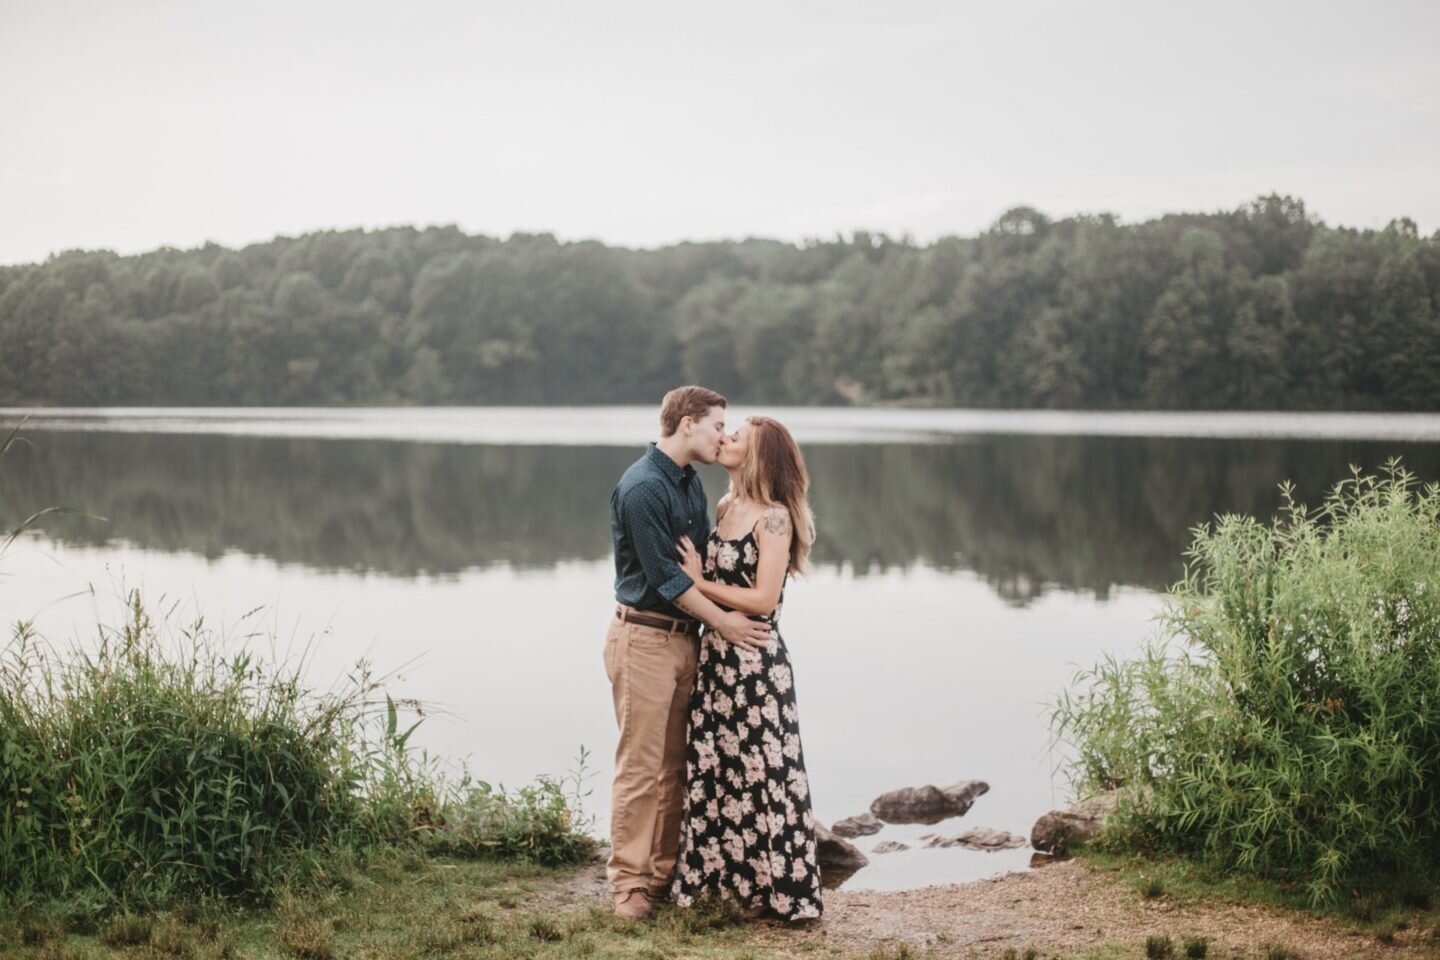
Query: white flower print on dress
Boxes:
[
  {"xmin": 761, "ymin": 697, "xmax": 780, "ymax": 725},
  {"xmin": 672, "ymin": 526, "xmax": 822, "ymax": 922},
  {"xmin": 721, "ymin": 796, "xmax": 743, "ymax": 823},
  {"xmin": 762, "ymin": 731, "xmax": 784, "ymax": 768},
  {"xmin": 719, "ymin": 728, "xmax": 741, "ymax": 757}
]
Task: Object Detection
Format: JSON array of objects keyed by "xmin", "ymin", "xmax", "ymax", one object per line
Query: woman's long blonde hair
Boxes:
[{"xmin": 729, "ymin": 416, "xmax": 816, "ymax": 573}]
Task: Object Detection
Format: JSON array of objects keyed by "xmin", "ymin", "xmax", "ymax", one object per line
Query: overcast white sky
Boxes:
[{"xmin": 1, "ymin": 0, "xmax": 1436, "ymax": 266}]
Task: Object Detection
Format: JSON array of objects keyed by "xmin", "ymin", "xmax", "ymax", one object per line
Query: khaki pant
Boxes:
[{"xmin": 603, "ymin": 613, "xmax": 698, "ymax": 896}]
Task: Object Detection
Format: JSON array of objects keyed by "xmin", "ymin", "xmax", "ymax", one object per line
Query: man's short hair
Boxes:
[{"xmin": 659, "ymin": 386, "xmax": 727, "ymax": 437}]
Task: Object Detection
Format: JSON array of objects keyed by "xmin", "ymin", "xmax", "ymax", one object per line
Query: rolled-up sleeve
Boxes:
[{"xmin": 619, "ymin": 482, "xmax": 695, "ymax": 603}]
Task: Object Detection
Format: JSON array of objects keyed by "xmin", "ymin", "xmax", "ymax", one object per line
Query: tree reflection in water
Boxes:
[{"xmin": 4, "ymin": 431, "xmax": 1438, "ymax": 604}]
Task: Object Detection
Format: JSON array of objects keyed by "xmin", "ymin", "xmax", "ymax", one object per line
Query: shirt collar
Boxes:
[{"xmin": 647, "ymin": 442, "xmax": 696, "ymax": 487}]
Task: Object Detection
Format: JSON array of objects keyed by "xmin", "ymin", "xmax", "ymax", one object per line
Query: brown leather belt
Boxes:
[{"xmin": 615, "ymin": 605, "xmax": 701, "ymax": 636}]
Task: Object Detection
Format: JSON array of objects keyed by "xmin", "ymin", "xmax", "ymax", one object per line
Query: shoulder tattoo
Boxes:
[{"xmin": 761, "ymin": 506, "xmax": 791, "ymax": 537}]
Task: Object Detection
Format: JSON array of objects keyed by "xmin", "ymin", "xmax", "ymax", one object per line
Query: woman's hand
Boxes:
[{"xmin": 677, "ymin": 535, "xmax": 704, "ymax": 582}]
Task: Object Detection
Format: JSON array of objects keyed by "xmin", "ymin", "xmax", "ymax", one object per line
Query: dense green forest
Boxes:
[{"xmin": 1, "ymin": 195, "xmax": 1437, "ymax": 408}]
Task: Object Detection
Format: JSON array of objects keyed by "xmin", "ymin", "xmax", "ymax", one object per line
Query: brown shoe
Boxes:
[{"xmin": 612, "ymin": 889, "xmax": 654, "ymax": 920}]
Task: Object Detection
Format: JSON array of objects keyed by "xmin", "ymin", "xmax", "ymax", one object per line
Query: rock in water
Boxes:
[
  {"xmin": 869, "ymin": 780, "xmax": 989, "ymax": 825},
  {"xmin": 1030, "ymin": 791, "xmax": 1122, "ymax": 855},
  {"xmin": 953, "ymin": 827, "xmax": 1028, "ymax": 850},
  {"xmin": 831, "ymin": 812, "xmax": 883, "ymax": 837},
  {"xmin": 915, "ymin": 829, "xmax": 1025, "ymax": 850},
  {"xmin": 871, "ymin": 840, "xmax": 910, "ymax": 854},
  {"xmin": 815, "ymin": 824, "xmax": 869, "ymax": 888}
]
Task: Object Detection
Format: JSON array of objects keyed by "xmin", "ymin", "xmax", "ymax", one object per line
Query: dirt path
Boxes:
[{"xmin": 548, "ymin": 858, "xmax": 1438, "ymax": 958}]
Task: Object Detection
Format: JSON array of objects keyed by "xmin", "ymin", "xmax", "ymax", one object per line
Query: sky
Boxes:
[{"xmin": 1, "ymin": 0, "xmax": 1437, "ymax": 266}]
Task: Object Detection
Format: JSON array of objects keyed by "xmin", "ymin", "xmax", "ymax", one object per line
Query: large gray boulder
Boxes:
[
  {"xmin": 869, "ymin": 780, "xmax": 989, "ymax": 825},
  {"xmin": 1030, "ymin": 791, "xmax": 1122, "ymax": 855},
  {"xmin": 815, "ymin": 824, "xmax": 869, "ymax": 887},
  {"xmin": 831, "ymin": 812, "xmax": 883, "ymax": 838}
]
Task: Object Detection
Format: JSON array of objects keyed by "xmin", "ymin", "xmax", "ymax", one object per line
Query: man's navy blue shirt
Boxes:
[{"xmin": 611, "ymin": 443, "xmax": 711, "ymax": 618}]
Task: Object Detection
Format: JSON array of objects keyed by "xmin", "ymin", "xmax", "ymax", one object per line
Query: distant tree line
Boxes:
[{"xmin": 1, "ymin": 195, "xmax": 1437, "ymax": 409}]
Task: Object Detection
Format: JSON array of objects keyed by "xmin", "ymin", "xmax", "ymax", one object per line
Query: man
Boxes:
[{"xmin": 604, "ymin": 385, "xmax": 773, "ymax": 920}]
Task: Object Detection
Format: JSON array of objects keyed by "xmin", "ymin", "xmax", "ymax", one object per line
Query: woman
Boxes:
[{"xmin": 671, "ymin": 415, "xmax": 823, "ymax": 921}]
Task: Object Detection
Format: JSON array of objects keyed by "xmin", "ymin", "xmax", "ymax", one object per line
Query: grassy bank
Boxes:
[
  {"xmin": 1055, "ymin": 462, "xmax": 1440, "ymax": 910},
  {"xmin": 14, "ymin": 849, "xmax": 1435, "ymax": 960},
  {"xmin": 0, "ymin": 852, "xmax": 776, "ymax": 960},
  {"xmin": 0, "ymin": 589, "xmax": 594, "ymax": 918}
]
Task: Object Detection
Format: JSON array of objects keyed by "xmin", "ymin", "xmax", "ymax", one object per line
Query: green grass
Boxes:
[
  {"xmin": 1143, "ymin": 935, "xmax": 1172, "ymax": 959},
  {"xmin": 1081, "ymin": 847, "xmax": 1440, "ymax": 945},
  {"xmin": 0, "ymin": 854, "xmax": 787, "ymax": 960},
  {"xmin": 0, "ymin": 589, "xmax": 594, "ymax": 917},
  {"xmin": 1054, "ymin": 462, "xmax": 1440, "ymax": 906}
]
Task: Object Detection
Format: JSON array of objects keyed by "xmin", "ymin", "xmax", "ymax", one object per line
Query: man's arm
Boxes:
[
  {"xmin": 619, "ymin": 482, "xmax": 697, "ymax": 603},
  {"xmin": 620, "ymin": 485, "xmax": 772, "ymax": 650},
  {"xmin": 671, "ymin": 584, "xmax": 772, "ymax": 650}
]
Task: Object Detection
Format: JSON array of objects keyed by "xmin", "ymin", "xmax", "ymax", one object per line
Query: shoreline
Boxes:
[
  {"xmin": 548, "ymin": 855, "xmax": 1439, "ymax": 959},
  {"xmin": 3, "ymin": 843, "xmax": 1435, "ymax": 959}
]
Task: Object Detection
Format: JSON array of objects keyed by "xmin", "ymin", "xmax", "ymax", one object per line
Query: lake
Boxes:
[{"xmin": 3, "ymin": 407, "xmax": 1440, "ymax": 891}]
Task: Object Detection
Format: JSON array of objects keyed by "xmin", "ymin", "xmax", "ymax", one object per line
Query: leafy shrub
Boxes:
[
  {"xmin": 431, "ymin": 769, "xmax": 596, "ymax": 866},
  {"xmin": 1055, "ymin": 464, "xmax": 1440, "ymax": 904}
]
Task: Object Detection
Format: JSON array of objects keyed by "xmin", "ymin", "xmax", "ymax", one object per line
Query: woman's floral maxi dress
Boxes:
[{"xmin": 671, "ymin": 524, "xmax": 823, "ymax": 920}]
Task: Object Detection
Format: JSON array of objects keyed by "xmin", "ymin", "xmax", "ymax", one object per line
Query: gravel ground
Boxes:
[{"xmin": 553, "ymin": 857, "xmax": 1440, "ymax": 958}]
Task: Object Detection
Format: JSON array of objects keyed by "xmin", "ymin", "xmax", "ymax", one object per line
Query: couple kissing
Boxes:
[{"xmin": 604, "ymin": 385, "xmax": 822, "ymax": 922}]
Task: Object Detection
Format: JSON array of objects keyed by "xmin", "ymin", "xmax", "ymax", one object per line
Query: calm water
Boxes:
[{"xmin": 3, "ymin": 407, "xmax": 1440, "ymax": 890}]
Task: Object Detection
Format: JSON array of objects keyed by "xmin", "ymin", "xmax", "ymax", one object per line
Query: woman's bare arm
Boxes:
[{"xmin": 679, "ymin": 506, "xmax": 791, "ymax": 617}]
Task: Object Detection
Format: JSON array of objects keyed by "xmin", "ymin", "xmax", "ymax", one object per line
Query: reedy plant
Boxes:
[
  {"xmin": 0, "ymin": 594, "xmax": 405, "ymax": 909},
  {"xmin": 1054, "ymin": 461, "xmax": 1440, "ymax": 905},
  {"xmin": 0, "ymin": 591, "xmax": 594, "ymax": 913}
]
